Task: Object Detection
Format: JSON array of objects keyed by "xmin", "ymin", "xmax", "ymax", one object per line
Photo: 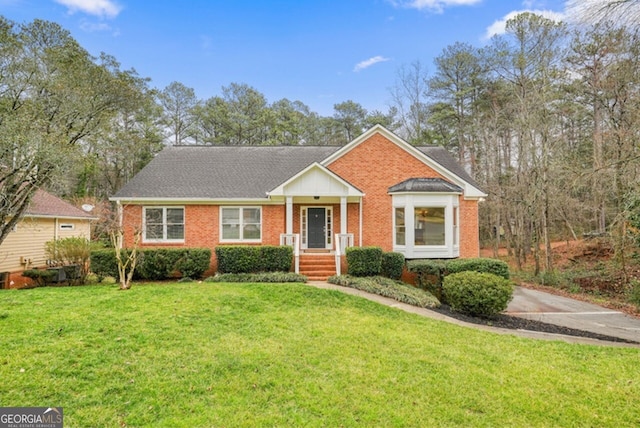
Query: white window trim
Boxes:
[
  {"xmin": 220, "ymin": 206, "xmax": 262, "ymax": 243},
  {"xmin": 392, "ymin": 194, "xmax": 459, "ymax": 258},
  {"xmin": 143, "ymin": 206, "xmax": 185, "ymax": 243},
  {"xmin": 59, "ymin": 223, "xmax": 75, "ymax": 230},
  {"xmin": 393, "ymin": 207, "xmax": 406, "ymax": 247}
]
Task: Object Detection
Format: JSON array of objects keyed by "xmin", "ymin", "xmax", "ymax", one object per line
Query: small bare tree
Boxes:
[{"xmin": 110, "ymin": 226, "xmax": 141, "ymax": 290}]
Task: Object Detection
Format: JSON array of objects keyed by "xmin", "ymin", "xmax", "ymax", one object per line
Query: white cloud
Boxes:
[
  {"xmin": 79, "ymin": 20, "xmax": 111, "ymax": 32},
  {"xmin": 55, "ymin": 0, "xmax": 122, "ymax": 18},
  {"xmin": 389, "ymin": 0, "xmax": 482, "ymax": 13},
  {"xmin": 484, "ymin": 9, "xmax": 565, "ymax": 40},
  {"xmin": 353, "ymin": 56, "xmax": 391, "ymax": 72}
]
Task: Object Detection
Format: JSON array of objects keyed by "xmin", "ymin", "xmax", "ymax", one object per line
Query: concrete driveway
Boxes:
[{"xmin": 507, "ymin": 287, "xmax": 640, "ymax": 343}]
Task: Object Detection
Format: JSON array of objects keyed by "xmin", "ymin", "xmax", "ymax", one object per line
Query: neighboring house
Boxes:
[
  {"xmin": 0, "ymin": 190, "xmax": 97, "ymax": 288},
  {"xmin": 111, "ymin": 125, "xmax": 487, "ymax": 279}
]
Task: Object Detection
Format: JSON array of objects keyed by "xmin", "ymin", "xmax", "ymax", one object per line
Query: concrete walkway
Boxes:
[
  {"xmin": 307, "ymin": 281, "xmax": 640, "ymax": 348},
  {"xmin": 507, "ymin": 286, "xmax": 640, "ymax": 344}
]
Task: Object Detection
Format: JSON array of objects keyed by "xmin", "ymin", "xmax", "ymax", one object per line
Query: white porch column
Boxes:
[
  {"xmin": 286, "ymin": 196, "xmax": 293, "ymax": 234},
  {"xmin": 340, "ymin": 196, "xmax": 347, "ymax": 233}
]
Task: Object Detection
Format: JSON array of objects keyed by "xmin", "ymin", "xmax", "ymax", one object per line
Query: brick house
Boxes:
[{"xmin": 111, "ymin": 125, "xmax": 486, "ymax": 279}]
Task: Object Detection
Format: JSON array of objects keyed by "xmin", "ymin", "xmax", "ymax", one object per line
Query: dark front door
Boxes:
[{"xmin": 307, "ymin": 208, "xmax": 326, "ymax": 249}]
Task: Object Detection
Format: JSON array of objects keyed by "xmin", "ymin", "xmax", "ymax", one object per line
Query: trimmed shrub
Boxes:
[
  {"xmin": 90, "ymin": 248, "xmax": 211, "ymax": 281},
  {"xmin": 22, "ymin": 269, "xmax": 56, "ymax": 287},
  {"xmin": 442, "ymin": 271, "xmax": 513, "ymax": 317},
  {"xmin": 445, "ymin": 258, "xmax": 510, "ymax": 280},
  {"xmin": 406, "ymin": 259, "xmax": 447, "ymax": 300},
  {"xmin": 259, "ymin": 246, "xmax": 293, "ymax": 272},
  {"xmin": 175, "ymin": 248, "xmax": 211, "ymax": 279},
  {"xmin": 136, "ymin": 249, "xmax": 182, "ymax": 280},
  {"xmin": 381, "ymin": 252, "xmax": 405, "ymax": 280},
  {"xmin": 346, "ymin": 247, "xmax": 383, "ymax": 277},
  {"xmin": 215, "ymin": 246, "xmax": 292, "ymax": 274},
  {"xmin": 215, "ymin": 246, "xmax": 256, "ymax": 274},
  {"xmin": 205, "ymin": 271, "xmax": 306, "ymax": 283},
  {"xmin": 90, "ymin": 249, "xmax": 120, "ymax": 281},
  {"xmin": 328, "ymin": 275, "xmax": 440, "ymax": 308}
]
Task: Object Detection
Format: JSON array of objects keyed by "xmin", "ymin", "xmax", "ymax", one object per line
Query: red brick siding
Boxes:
[
  {"xmin": 121, "ymin": 204, "xmax": 286, "ymax": 274},
  {"xmin": 459, "ymin": 198, "xmax": 480, "ymax": 258},
  {"xmin": 328, "ymin": 134, "xmax": 442, "ymax": 252},
  {"xmin": 327, "ymin": 133, "xmax": 480, "ymax": 256}
]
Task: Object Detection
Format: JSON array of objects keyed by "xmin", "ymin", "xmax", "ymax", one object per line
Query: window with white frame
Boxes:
[
  {"xmin": 392, "ymin": 194, "xmax": 460, "ymax": 258},
  {"xmin": 221, "ymin": 207, "xmax": 261, "ymax": 242},
  {"xmin": 394, "ymin": 207, "xmax": 405, "ymax": 246},
  {"xmin": 144, "ymin": 207, "xmax": 184, "ymax": 242},
  {"xmin": 414, "ymin": 207, "xmax": 445, "ymax": 246}
]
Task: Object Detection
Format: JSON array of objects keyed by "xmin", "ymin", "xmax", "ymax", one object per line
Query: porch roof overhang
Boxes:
[{"xmin": 267, "ymin": 162, "xmax": 363, "ymax": 202}]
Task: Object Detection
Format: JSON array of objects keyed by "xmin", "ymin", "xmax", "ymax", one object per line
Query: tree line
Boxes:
[{"xmin": 2, "ymin": 11, "xmax": 640, "ymax": 278}]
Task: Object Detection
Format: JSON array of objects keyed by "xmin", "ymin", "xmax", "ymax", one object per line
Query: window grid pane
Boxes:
[
  {"xmin": 145, "ymin": 207, "xmax": 184, "ymax": 241},
  {"xmin": 415, "ymin": 207, "xmax": 445, "ymax": 246},
  {"xmin": 221, "ymin": 207, "xmax": 261, "ymax": 241},
  {"xmin": 395, "ymin": 208, "xmax": 405, "ymax": 246}
]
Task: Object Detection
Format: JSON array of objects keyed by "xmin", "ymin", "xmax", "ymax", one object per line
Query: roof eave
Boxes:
[{"xmin": 110, "ymin": 196, "xmax": 278, "ymax": 205}]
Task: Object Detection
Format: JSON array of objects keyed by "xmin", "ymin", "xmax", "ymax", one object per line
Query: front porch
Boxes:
[
  {"xmin": 280, "ymin": 232, "xmax": 353, "ymax": 280},
  {"xmin": 268, "ymin": 162, "xmax": 363, "ymax": 279}
]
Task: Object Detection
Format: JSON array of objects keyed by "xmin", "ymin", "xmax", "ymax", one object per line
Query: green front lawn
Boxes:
[{"xmin": 1, "ymin": 283, "xmax": 638, "ymax": 427}]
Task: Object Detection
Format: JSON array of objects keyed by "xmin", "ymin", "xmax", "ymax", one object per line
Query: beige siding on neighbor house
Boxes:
[{"xmin": 0, "ymin": 217, "xmax": 91, "ymax": 274}]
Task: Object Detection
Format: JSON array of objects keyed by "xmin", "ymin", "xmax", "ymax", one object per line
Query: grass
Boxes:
[{"xmin": 1, "ymin": 283, "xmax": 639, "ymax": 427}]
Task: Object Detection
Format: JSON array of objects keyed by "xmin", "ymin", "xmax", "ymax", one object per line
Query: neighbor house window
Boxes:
[
  {"xmin": 144, "ymin": 207, "xmax": 184, "ymax": 242},
  {"xmin": 414, "ymin": 207, "xmax": 445, "ymax": 246},
  {"xmin": 59, "ymin": 223, "xmax": 75, "ymax": 230},
  {"xmin": 221, "ymin": 207, "xmax": 261, "ymax": 242}
]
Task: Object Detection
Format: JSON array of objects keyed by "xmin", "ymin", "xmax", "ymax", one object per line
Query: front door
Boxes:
[{"xmin": 307, "ymin": 207, "xmax": 326, "ymax": 249}]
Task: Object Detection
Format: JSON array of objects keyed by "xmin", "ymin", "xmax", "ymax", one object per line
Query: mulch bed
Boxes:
[{"xmin": 429, "ymin": 304, "xmax": 639, "ymax": 345}]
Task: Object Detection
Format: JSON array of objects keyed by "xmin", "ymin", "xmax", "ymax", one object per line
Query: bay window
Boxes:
[{"xmin": 392, "ymin": 195, "xmax": 459, "ymax": 258}]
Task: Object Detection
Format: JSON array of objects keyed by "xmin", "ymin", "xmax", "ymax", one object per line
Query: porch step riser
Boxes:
[{"xmin": 299, "ymin": 256, "xmax": 336, "ymax": 280}]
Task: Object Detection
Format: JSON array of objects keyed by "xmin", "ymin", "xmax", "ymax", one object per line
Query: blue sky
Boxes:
[{"xmin": 1, "ymin": 0, "xmax": 567, "ymax": 116}]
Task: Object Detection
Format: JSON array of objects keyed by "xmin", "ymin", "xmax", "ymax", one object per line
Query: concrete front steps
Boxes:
[{"xmin": 299, "ymin": 253, "xmax": 336, "ymax": 281}]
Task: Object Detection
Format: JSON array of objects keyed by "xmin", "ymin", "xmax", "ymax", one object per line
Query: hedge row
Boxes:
[
  {"xmin": 215, "ymin": 245, "xmax": 292, "ymax": 274},
  {"xmin": 205, "ymin": 272, "xmax": 307, "ymax": 283},
  {"xmin": 406, "ymin": 258, "xmax": 510, "ymax": 301},
  {"xmin": 91, "ymin": 248, "xmax": 211, "ymax": 280},
  {"xmin": 345, "ymin": 247, "xmax": 405, "ymax": 280},
  {"xmin": 328, "ymin": 275, "xmax": 440, "ymax": 308}
]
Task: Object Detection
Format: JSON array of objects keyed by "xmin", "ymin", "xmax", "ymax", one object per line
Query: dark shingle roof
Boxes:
[
  {"xmin": 113, "ymin": 142, "xmax": 482, "ymax": 200},
  {"xmin": 388, "ymin": 178, "xmax": 463, "ymax": 194},
  {"xmin": 415, "ymin": 146, "xmax": 480, "ymax": 189},
  {"xmin": 113, "ymin": 146, "xmax": 341, "ymax": 199}
]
